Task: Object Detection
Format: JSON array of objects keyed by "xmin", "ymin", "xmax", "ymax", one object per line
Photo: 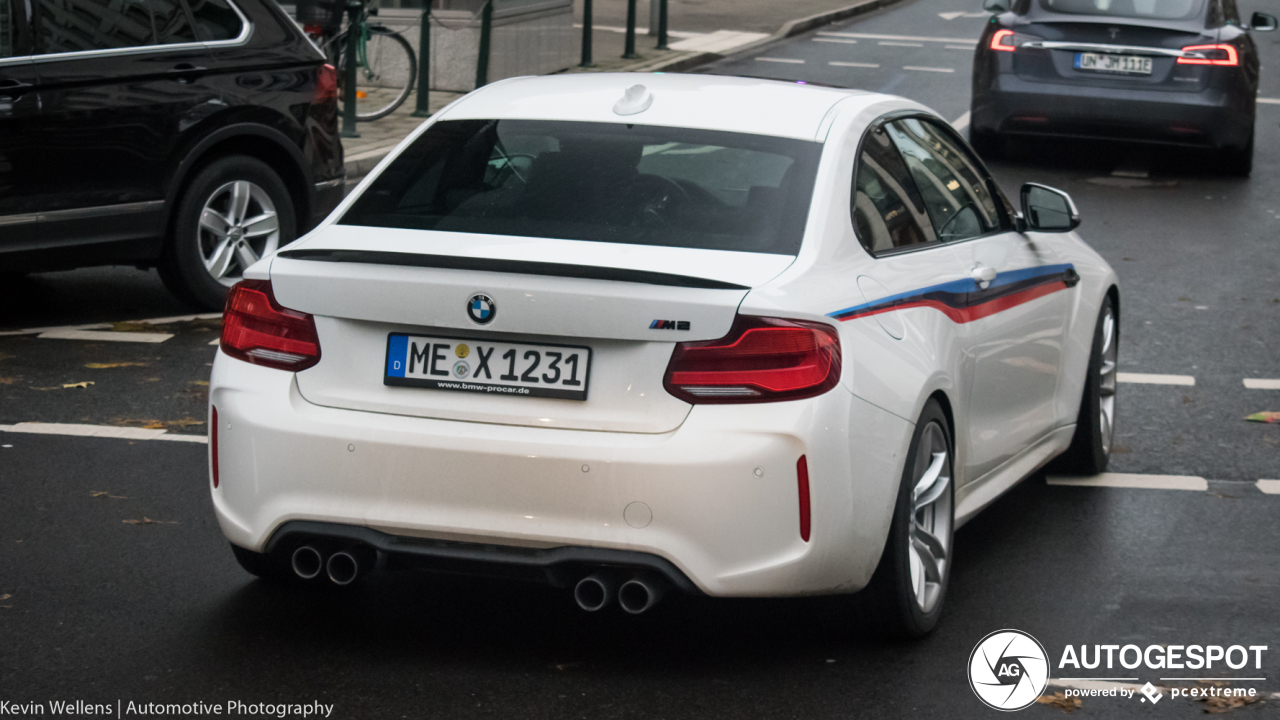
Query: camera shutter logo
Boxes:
[
  {"xmin": 968, "ymin": 629, "xmax": 1050, "ymax": 711},
  {"xmin": 467, "ymin": 294, "xmax": 495, "ymax": 325}
]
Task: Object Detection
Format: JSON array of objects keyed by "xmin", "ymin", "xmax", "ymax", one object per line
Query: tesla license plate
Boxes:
[
  {"xmin": 1075, "ymin": 52, "xmax": 1152, "ymax": 75},
  {"xmin": 384, "ymin": 334, "xmax": 591, "ymax": 401}
]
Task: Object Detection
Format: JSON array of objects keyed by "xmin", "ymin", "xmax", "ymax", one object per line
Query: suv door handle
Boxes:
[
  {"xmin": 167, "ymin": 64, "xmax": 207, "ymax": 82},
  {"xmin": 0, "ymin": 78, "xmax": 33, "ymax": 91},
  {"xmin": 970, "ymin": 264, "xmax": 998, "ymax": 289}
]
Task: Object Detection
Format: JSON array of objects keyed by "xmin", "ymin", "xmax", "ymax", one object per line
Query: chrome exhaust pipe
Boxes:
[
  {"xmin": 326, "ymin": 550, "xmax": 360, "ymax": 586},
  {"xmin": 573, "ymin": 574, "xmax": 616, "ymax": 612},
  {"xmin": 291, "ymin": 545, "xmax": 323, "ymax": 580},
  {"xmin": 618, "ymin": 577, "xmax": 664, "ymax": 615}
]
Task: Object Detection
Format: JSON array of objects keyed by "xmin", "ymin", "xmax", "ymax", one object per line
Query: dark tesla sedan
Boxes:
[{"xmin": 970, "ymin": 0, "xmax": 1276, "ymax": 174}]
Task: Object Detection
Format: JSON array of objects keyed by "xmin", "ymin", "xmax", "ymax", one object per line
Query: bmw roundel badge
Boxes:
[{"xmin": 467, "ymin": 294, "xmax": 496, "ymax": 325}]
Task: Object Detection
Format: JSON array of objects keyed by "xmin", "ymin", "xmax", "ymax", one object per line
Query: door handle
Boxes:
[
  {"xmin": 970, "ymin": 264, "xmax": 998, "ymax": 289},
  {"xmin": 0, "ymin": 78, "xmax": 33, "ymax": 91},
  {"xmin": 167, "ymin": 64, "xmax": 207, "ymax": 82}
]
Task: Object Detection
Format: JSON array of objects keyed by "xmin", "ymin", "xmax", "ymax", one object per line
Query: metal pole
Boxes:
[
  {"xmin": 656, "ymin": 0, "xmax": 668, "ymax": 50},
  {"xmin": 623, "ymin": 0, "xmax": 637, "ymax": 59},
  {"xmin": 648, "ymin": 0, "xmax": 657, "ymax": 36},
  {"xmin": 339, "ymin": 0, "xmax": 361, "ymax": 138},
  {"xmin": 474, "ymin": 0, "xmax": 492, "ymax": 88},
  {"xmin": 411, "ymin": 6, "xmax": 431, "ymax": 117},
  {"xmin": 579, "ymin": 0, "xmax": 593, "ymax": 67}
]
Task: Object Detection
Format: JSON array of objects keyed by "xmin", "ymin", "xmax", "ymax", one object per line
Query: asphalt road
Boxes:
[{"xmin": 3, "ymin": 0, "xmax": 1280, "ymax": 716}]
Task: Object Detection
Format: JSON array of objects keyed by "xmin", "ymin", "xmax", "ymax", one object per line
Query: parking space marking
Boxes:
[
  {"xmin": 1243, "ymin": 378, "xmax": 1280, "ymax": 390},
  {"xmin": 879, "ymin": 41, "xmax": 924, "ymax": 47},
  {"xmin": 755, "ymin": 57, "xmax": 805, "ymax": 64},
  {"xmin": 1258, "ymin": 98, "xmax": 1280, "ymax": 105},
  {"xmin": 904, "ymin": 66, "xmax": 955, "ymax": 73},
  {"xmin": 1258, "ymin": 480, "xmax": 1280, "ymax": 495},
  {"xmin": 830, "ymin": 61, "xmax": 880, "ymax": 67},
  {"xmin": 1046, "ymin": 473, "xmax": 1209, "ymax": 491},
  {"xmin": 945, "ymin": 44, "xmax": 974, "ymax": 50},
  {"xmin": 818, "ymin": 31, "xmax": 978, "ymax": 44},
  {"xmin": 951, "ymin": 111, "xmax": 971, "ymax": 132},
  {"xmin": 37, "ymin": 329, "xmax": 174, "ymax": 343},
  {"xmin": 813, "ymin": 37, "xmax": 858, "ymax": 44},
  {"xmin": 0, "ymin": 422, "xmax": 207, "ymax": 444},
  {"xmin": 1117, "ymin": 372, "xmax": 1195, "ymax": 386}
]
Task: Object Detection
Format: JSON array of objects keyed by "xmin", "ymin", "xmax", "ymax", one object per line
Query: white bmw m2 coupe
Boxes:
[{"xmin": 210, "ymin": 73, "xmax": 1119, "ymax": 636}]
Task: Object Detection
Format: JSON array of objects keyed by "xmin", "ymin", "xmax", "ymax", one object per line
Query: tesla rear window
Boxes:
[
  {"xmin": 340, "ymin": 120, "xmax": 823, "ymax": 255},
  {"xmin": 1037, "ymin": 0, "xmax": 1204, "ymax": 20}
]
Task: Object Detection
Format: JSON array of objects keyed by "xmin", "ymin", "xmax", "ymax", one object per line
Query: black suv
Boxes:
[{"xmin": 0, "ymin": 0, "xmax": 343, "ymax": 308}]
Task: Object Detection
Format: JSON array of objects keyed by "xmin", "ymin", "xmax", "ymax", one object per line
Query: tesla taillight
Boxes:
[
  {"xmin": 1177, "ymin": 44, "xmax": 1238, "ymax": 66},
  {"xmin": 991, "ymin": 29, "xmax": 1017, "ymax": 52},
  {"xmin": 221, "ymin": 279, "xmax": 321, "ymax": 371},
  {"xmin": 316, "ymin": 63, "xmax": 338, "ymax": 101},
  {"xmin": 663, "ymin": 316, "xmax": 841, "ymax": 404}
]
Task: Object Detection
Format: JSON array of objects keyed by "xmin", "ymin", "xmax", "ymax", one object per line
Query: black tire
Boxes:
[
  {"xmin": 1053, "ymin": 295, "xmax": 1118, "ymax": 475},
  {"xmin": 337, "ymin": 27, "xmax": 417, "ymax": 122},
  {"xmin": 231, "ymin": 543, "xmax": 285, "ymax": 580},
  {"xmin": 856, "ymin": 399, "xmax": 955, "ymax": 638},
  {"xmin": 159, "ymin": 155, "xmax": 297, "ymax": 310},
  {"xmin": 968, "ymin": 129, "xmax": 1004, "ymax": 161},
  {"xmin": 1220, "ymin": 130, "xmax": 1254, "ymax": 177}
]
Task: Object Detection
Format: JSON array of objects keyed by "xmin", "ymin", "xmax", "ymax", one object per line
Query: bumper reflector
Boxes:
[{"xmin": 798, "ymin": 455, "xmax": 811, "ymax": 542}]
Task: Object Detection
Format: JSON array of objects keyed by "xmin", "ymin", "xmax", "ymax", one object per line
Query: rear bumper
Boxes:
[
  {"xmin": 972, "ymin": 74, "xmax": 1253, "ymax": 150},
  {"xmin": 209, "ymin": 353, "xmax": 911, "ymax": 597}
]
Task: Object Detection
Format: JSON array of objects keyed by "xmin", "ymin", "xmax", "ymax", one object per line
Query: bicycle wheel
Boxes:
[{"xmin": 337, "ymin": 26, "xmax": 417, "ymax": 121}]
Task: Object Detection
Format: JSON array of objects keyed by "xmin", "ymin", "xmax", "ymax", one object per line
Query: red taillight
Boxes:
[
  {"xmin": 990, "ymin": 29, "xmax": 1017, "ymax": 52},
  {"xmin": 221, "ymin": 279, "xmax": 321, "ymax": 371},
  {"xmin": 316, "ymin": 63, "xmax": 338, "ymax": 101},
  {"xmin": 797, "ymin": 455, "xmax": 811, "ymax": 543},
  {"xmin": 663, "ymin": 315, "xmax": 841, "ymax": 404},
  {"xmin": 1177, "ymin": 44, "xmax": 1238, "ymax": 66},
  {"xmin": 211, "ymin": 405, "xmax": 219, "ymax": 489}
]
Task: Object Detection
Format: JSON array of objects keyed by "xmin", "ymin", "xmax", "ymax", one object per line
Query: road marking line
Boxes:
[
  {"xmin": 0, "ymin": 312, "xmax": 220, "ymax": 338},
  {"xmin": 1244, "ymin": 378, "xmax": 1280, "ymax": 390},
  {"xmin": 669, "ymin": 29, "xmax": 769, "ymax": 53},
  {"xmin": 904, "ymin": 66, "xmax": 955, "ymax": 73},
  {"xmin": 209, "ymin": 338, "xmax": 221, "ymax": 346},
  {"xmin": 813, "ymin": 37, "xmax": 858, "ymax": 44},
  {"xmin": 1258, "ymin": 98, "xmax": 1280, "ymax": 105},
  {"xmin": 1117, "ymin": 372, "xmax": 1195, "ymax": 386},
  {"xmin": 879, "ymin": 40, "xmax": 924, "ymax": 47},
  {"xmin": 37, "ymin": 329, "xmax": 173, "ymax": 343},
  {"xmin": 945, "ymin": 44, "xmax": 975, "ymax": 49},
  {"xmin": 1258, "ymin": 480, "xmax": 1280, "ymax": 495},
  {"xmin": 951, "ymin": 111, "xmax": 971, "ymax": 132},
  {"xmin": 829, "ymin": 61, "xmax": 880, "ymax": 67},
  {"xmin": 1047, "ymin": 473, "xmax": 1208, "ymax": 491},
  {"xmin": 755, "ymin": 57, "xmax": 805, "ymax": 63},
  {"xmin": 819, "ymin": 31, "xmax": 978, "ymax": 44},
  {"xmin": 0, "ymin": 422, "xmax": 206, "ymax": 444}
]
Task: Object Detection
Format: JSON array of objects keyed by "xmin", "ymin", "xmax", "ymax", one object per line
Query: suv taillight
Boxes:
[
  {"xmin": 663, "ymin": 316, "xmax": 841, "ymax": 404},
  {"xmin": 316, "ymin": 63, "xmax": 338, "ymax": 102},
  {"xmin": 221, "ymin": 279, "xmax": 321, "ymax": 371},
  {"xmin": 1177, "ymin": 44, "xmax": 1238, "ymax": 66}
]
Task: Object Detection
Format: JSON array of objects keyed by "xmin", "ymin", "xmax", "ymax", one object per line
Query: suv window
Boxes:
[
  {"xmin": 1, "ymin": 0, "xmax": 15, "ymax": 57},
  {"xmin": 152, "ymin": 0, "xmax": 197, "ymax": 44},
  {"xmin": 185, "ymin": 0, "xmax": 242, "ymax": 41},
  {"xmin": 884, "ymin": 118, "xmax": 1000, "ymax": 243},
  {"xmin": 851, "ymin": 125, "xmax": 937, "ymax": 255},
  {"xmin": 36, "ymin": 0, "xmax": 154, "ymax": 53}
]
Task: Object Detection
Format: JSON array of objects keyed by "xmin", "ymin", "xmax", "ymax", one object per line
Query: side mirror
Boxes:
[
  {"xmin": 1249, "ymin": 12, "xmax": 1277, "ymax": 31},
  {"xmin": 983, "ymin": 0, "xmax": 1010, "ymax": 12},
  {"xmin": 1020, "ymin": 183, "xmax": 1080, "ymax": 232}
]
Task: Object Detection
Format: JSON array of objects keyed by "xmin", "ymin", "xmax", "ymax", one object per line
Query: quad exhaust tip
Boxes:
[
  {"xmin": 291, "ymin": 545, "xmax": 323, "ymax": 580},
  {"xmin": 618, "ymin": 577, "xmax": 664, "ymax": 615},
  {"xmin": 574, "ymin": 574, "xmax": 616, "ymax": 612}
]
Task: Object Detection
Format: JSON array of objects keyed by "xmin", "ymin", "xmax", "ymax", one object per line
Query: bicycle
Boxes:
[{"xmin": 304, "ymin": 2, "xmax": 417, "ymax": 122}]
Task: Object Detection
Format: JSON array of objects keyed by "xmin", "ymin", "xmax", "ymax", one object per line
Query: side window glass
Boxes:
[
  {"xmin": 151, "ymin": 0, "xmax": 196, "ymax": 44},
  {"xmin": 184, "ymin": 0, "xmax": 242, "ymax": 41},
  {"xmin": 851, "ymin": 126, "xmax": 937, "ymax": 255},
  {"xmin": 1220, "ymin": 0, "xmax": 1239, "ymax": 24},
  {"xmin": 885, "ymin": 118, "xmax": 1001, "ymax": 243},
  {"xmin": 37, "ymin": 0, "xmax": 154, "ymax": 53},
  {"xmin": 1, "ymin": 0, "xmax": 15, "ymax": 57}
]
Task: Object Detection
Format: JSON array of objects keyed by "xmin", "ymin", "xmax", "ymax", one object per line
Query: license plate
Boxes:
[
  {"xmin": 1075, "ymin": 52, "xmax": 1152, "ymax": 75},
  {"xmin": 384, "ymin": 334, "xmax": 591, "ymax": 401}
]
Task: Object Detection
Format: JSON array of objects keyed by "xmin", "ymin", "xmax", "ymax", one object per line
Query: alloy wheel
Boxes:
[
  {"xmin": 1098, "ymin": 308, "xmax": 1118, "ymax": 455},
  {"xmin": 908, "ymin": 421, "xmax": 952, "ymax": 614},
  {"xmin": 198, "ymin": 180, "xmax": 280, "ymax": 286}
]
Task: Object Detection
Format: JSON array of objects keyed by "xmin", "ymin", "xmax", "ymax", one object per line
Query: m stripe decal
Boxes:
[{"xmin": 828, "ymin": 264, "xmax": 1077, "ymax": 324}]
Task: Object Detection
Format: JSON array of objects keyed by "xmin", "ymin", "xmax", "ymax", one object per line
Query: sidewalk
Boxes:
[{"xmin": 340, "ymin": 0, "xmax": 897, "ymax": 181}]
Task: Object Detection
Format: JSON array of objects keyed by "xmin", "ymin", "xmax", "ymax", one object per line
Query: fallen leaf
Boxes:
[
  {"xmin": 85, "ymin": 362, "xmax": 147, "ymax": 369},
  {"xmin": 122, "ymin": 517, "xmax": 177, "ymax": 525},
  {"xmin": 167, "ymin": 417, "xmax": 205, "ymax": 428},
  {"xmin": 0, "ymin": 377, "xmax": 14, "ymax": 385},
  {"xmin": 62, "ymin": 381, "xmax": 95, "ymax": 389},
  {"xmin": 0, "ymin": 594, "xmax": 10, "ymax": 600},
  {"xmin": 190, "ymin": 380, "xmax": 209, "ymax": 386},
  {"xmin": 90, "ymin": 491, "xmax": 127, "ymax": 499},
  {"xmin": 142, "ymin": 422, "xmax": 167, "ymax": 430},
  {"xmin": 1200, "ymin": 694, "xmax": 1262, "ymax": 713},
  {"xmin": 1036, "ymin": 693, "xmax": 1081, "ymax": 713},
  {"xmin": 1245, "ymin": 412, "xmax": 1280, "ymax": 424},
  {"xmin": 111, "ymin": 321, "xmax": 158, "ymax": 333}
]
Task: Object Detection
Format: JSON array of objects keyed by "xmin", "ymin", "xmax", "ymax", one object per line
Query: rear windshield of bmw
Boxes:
[{"xmin": 339, "ymin": 120, "xmax": 823, "ymax": 255}]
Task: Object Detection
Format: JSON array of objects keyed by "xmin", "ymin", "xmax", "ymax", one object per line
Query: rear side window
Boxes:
[
  {"xmin": 884, "ymin": 118, "xmax": 1000, "ymax": 243},
  {"xmin": 151, "ymin": 0, "xmax": 197, "ymax": 44},
  {"xmin": 1037, "ymin": 0, "xmax": 1205, "ymax": 21},
  {"xmin": 851, "ymin": 126, "xmax": 937, "ymax": 255},
  {"xmin": 0, "ymin": 0, "xmax": 16, "ymax": 57},
  {"xmin": 37, "ymin": 0, "xmax": 154, "ymax": 52},
  {"xmin": 185, "ymin": 0, "xmax": 242, "ymax": 41},
  {"xmin": 341, "ymin": 119, "xmax": 823, "ymax": 255}
]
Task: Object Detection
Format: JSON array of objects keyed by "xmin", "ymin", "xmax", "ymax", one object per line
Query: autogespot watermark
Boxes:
[
  {"xmin": 967, "ymin": 630, "xmax": 1270, "ymax": 711},
  {"xmin": 0, "ymin": 700, "xmax": 334, "ymax": 717}
]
